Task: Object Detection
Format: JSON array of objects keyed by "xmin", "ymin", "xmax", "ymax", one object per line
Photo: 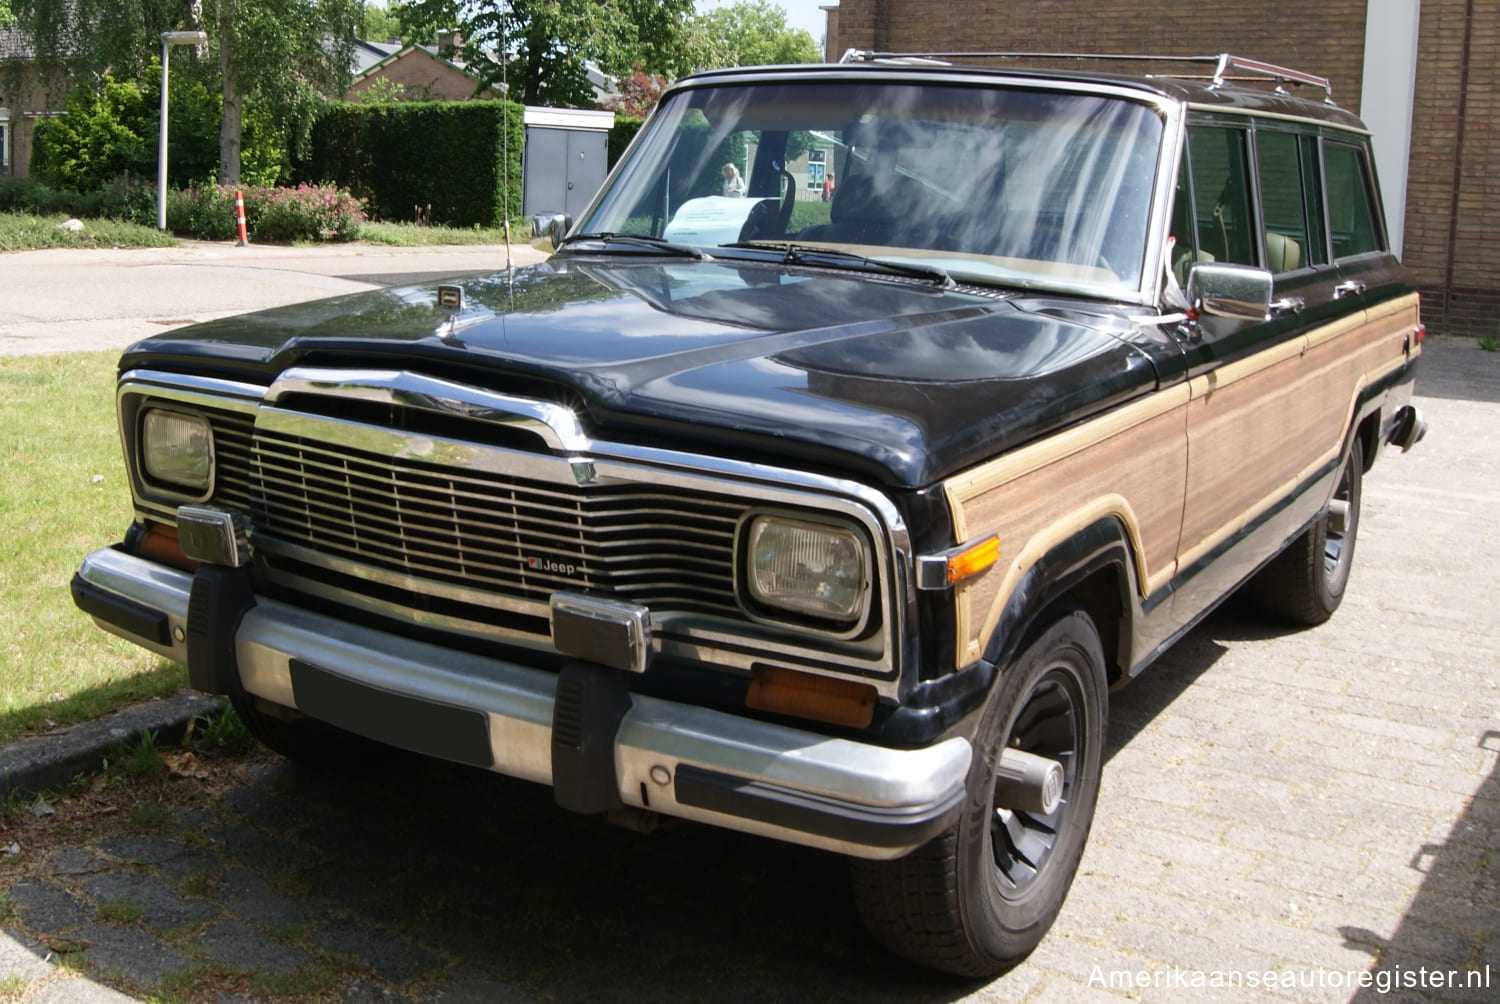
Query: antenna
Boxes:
[{"xmin": 502, "ymin": 4, "xmax": 513, "ymax": 272}]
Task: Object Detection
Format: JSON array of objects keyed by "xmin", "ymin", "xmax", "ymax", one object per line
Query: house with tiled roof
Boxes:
[{"xmin": 347, "ymin": 31, "xmax": 502, "ymax": 102}]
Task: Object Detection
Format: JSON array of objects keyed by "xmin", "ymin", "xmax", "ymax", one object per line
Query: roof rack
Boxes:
[{"xmin": 837, "ymin": 50, "xmax": 1336, "ymax": 105}]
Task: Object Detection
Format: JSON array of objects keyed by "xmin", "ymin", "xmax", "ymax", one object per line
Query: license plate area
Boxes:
[{"xmin": 289, "ymin": 659, "xmax": 493, "ymax": 768}]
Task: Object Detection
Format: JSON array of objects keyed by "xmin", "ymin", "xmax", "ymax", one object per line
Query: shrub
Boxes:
[
  {"xmin": 0, "ymin": 177, "xmax": 90, "ymax": 216},
  {"xmin": 249, "ymin": 184, "xmax": 366, "ymax": 243},
  {"xmin": 297, "ymin": 101, "xmax": 521, "ymax": 228},
  {"xmin": 165, "ymin": 184, "xmax": 240, "ymax": 240},
  {"xmin": 97, "ymin": 175, "xmax": 157, "ymax": 226},
  {"xmin": 163, "ymin": 183, "xmax": 364, "ymax": 242}
]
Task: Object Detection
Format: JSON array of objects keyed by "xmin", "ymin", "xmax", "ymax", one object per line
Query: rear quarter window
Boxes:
[{"xmin": 1323, "ymin": 142, "xmax": 1384, "ymax": 259}]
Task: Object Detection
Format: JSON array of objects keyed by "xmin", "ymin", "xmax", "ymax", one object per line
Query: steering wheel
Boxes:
[{"xmin": 737, "ymin": 163, "xmax": 798, "ymax": 242}]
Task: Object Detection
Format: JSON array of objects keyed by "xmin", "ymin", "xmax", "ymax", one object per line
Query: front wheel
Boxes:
[{"xmin": 851, "ymin": 610, "xmax": 1108, "ymax": 977}]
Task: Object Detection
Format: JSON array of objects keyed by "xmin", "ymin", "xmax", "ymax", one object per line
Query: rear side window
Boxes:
[
  {"xmin": 1255, "ymin": 130, "xmax": 1327, "ymax": 272},
  {"xmin": 1187, "ymin": 126, "xmax": 1256, "ymax": 267},
  {"xmin": 1324, "ymin": 143, "xmax": 1384, "ymax": 259}
]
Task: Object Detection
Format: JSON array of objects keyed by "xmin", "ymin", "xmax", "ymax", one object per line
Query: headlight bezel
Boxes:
[
  {"xmin": 735, "ymin": 508, "xmax": 875, "ymax": 637},
  {"xmin": 137, "ymin": 404, "xmax": 216, "ymax": 501}
]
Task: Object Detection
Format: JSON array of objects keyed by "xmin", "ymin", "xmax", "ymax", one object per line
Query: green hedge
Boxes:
[
  {"xmin": 608, "ymin": 116, "xmax": 645, "ymax": 167},
  {"xmin": 296, "ymin": 100, "xmax": 525, "ymax": 228}
]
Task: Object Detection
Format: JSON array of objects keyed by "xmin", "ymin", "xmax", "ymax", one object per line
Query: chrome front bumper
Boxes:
[{"xmin": 74, "ymin": 547, "xmax": 971, "ymax": 859}]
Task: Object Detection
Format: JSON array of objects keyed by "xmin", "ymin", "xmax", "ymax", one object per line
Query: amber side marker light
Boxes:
[
  {"xmin": 917, "ymin": 534, "xmax": 1001, "ymax": 590},
  {"xmin": 138, "ymin": 520, "xmax": 200, "ymax": 572},
  {"xmin": 947, "ymin": 535, "xmax": 1000, "ymax": 584},
  {"xmin": 746, "ymin": 665, "xmax": 878, "ymax": 729}
]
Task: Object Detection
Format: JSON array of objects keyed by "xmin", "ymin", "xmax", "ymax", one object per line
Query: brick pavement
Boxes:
[{"xmin": 0, "ymin": 337, "xmax": 1494, "ymax": 1001}]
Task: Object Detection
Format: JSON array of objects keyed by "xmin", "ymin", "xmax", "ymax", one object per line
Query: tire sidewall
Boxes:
[
  {"xmin": 1318, "ymin": 437, "xmax": 1364, "ymax": 608},
  {"xmin": 955, "ymin": 610, "xmax": 1108, "ymax": 960}
]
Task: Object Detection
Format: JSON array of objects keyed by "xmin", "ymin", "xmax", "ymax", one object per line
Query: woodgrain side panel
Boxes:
[
  {"xmin": 944, "ymin": 391, "xmax": 1190, "ymax": 667},
  {"xmin": 940, "ymin": 292, "xmax": 1418, "ymax": 673},
  {"xmin": 1178, "ymin": 294, "xmax": 1418, "ymax": 570}
]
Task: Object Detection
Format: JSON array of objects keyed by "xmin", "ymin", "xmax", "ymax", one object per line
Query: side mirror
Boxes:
[
  {"xmin": 528, "ymin": 212, "xmax": 572, "ymax": 253},
  {"xmin": 1184, "ymin": 261, "xmax": 1273, "ymax": 338}
]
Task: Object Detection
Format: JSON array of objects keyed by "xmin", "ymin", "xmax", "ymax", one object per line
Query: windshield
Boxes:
[{"xmin": 578, "ymin": 79, "xmax": 1165, "ymax": 294}]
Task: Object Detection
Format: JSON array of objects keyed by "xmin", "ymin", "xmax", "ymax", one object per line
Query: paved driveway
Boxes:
[{"xmin": 0, "ymin": 247, "xmax": 1494, "ymax": 1002}]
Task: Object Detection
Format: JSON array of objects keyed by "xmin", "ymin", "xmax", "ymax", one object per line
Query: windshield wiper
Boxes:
[
  {"xmin": 719, "ymin": 242, "xmax": 955, "ymax": 288},
  {"xmin": 559, "ymin": 232, "xmax": 707, "ymax": 259}
]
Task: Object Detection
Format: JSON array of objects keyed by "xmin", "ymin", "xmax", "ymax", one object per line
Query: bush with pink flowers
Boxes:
[{"xmin": 164, "ymin": 183, "xmax": 366, "ymax": 243}]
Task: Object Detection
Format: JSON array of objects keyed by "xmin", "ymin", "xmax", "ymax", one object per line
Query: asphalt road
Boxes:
[
  {"xmin": 0, "ymin": 239, "xmax": 547, "ymax": 357},
  {"xmin": 0, "ymin": 243, "xmax": 1495, "ymax": 1001}
]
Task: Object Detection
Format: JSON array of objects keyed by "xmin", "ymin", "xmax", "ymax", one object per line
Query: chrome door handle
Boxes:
[
  {"xmin": 1270, "ymin": 296, "xmax": 1305, "ymax": 316},
  {"xmin": 1333, "ymin": 280, "xmax": 1367, "ymax": 299}
]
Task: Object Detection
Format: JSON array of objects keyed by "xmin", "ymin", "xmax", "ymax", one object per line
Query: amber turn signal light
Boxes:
[
  {"xmin": 746, "ymin": 665, "xmax": 878, "ymax": 729},
  {"xmin": 138, "ymin": 520, "xmax": 200, "ymax": 572}
]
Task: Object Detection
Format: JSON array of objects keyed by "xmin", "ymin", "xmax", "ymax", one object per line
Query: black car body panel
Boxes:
[{"xmin": 120, "ymin": 259, "xmax": 1161, "ymax": 488}]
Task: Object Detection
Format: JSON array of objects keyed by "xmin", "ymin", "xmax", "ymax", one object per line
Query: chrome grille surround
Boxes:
[{"xmin": 118, "ymin": 368, "xmax": 911, "ymax": 694}]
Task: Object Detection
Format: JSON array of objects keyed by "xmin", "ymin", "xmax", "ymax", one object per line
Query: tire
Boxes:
[
  {"xmin": 229, "ymin": 693, "xmax": 391, "ymax": 769},
  {"xmin": 1250, "ymin": 436, "xmax": 1364, "ymax": 626},
  {"xmin": 851, "ymin": 610, "xmax": 1108, "ymax": 977}
]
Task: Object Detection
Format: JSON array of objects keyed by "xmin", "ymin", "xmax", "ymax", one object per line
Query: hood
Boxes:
[{"xmin": 122, "ymin": 256, "xmax": 1161, "ymax": 488}]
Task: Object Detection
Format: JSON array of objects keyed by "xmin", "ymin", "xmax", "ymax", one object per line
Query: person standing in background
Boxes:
[{"xmin": 723, "ymin": 164, "xmax": 746, "ymax": 197}]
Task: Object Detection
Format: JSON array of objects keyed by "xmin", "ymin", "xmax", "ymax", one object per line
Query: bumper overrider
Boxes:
[{"xmin": 72, "ymin": 546, "xmax": 971, "ymax": 860}]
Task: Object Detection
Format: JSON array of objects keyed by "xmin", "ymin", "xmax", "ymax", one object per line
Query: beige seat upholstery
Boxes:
[{"xmin": 1265, "ymin": 232, "xmax": 1302, "ymax": 273}]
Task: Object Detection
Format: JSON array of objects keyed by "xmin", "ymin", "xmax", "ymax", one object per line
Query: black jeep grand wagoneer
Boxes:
[{"xmin": 75, "ymin": 52, "xmax": 1426, "ymax": 975}]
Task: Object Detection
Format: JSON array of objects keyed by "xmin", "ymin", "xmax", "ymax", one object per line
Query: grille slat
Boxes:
[{"xmin": 211, "ymin": 417, "xmax": 745, "ymax": 622}]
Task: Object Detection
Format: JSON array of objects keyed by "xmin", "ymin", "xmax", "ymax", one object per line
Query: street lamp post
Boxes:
[{"xmin": 157, "ymin": 31, "xmax": 208, "ymax": 230}]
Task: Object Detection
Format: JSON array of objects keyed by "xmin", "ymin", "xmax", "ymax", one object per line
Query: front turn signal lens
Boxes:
[
  {"xmin": 917, "ymin": 534, "xmax": 1000, "ymax": 590},
  {"xmin": 746, "ymin": 665, "xmax": 878, "ymax": 729}
]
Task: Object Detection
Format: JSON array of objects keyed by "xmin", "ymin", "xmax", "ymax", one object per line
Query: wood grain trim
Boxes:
[
  {"xmin": 944, "ymin": 389, "xmax": 1189, "ymax": 669},
  {"xmin": 1363, "ymin": 291, "xmax": 1421, "ymax": 327},
  {"xmin": 1302, "ymin": 310, "xmax": 1369, "ymax": 351},
  {"xmin": 945, "ymin": 382, "xmax": 1192, "ymax": 536},
  {"xmin": 960, "ymin": 494, "xmax": 1158, "ymax": 666},
  {"xmin": 1178, "ymin": 301, "xmax": 1416, "ymax": 571}
]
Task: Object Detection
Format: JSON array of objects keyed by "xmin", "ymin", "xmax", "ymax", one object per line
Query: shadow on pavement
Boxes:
[
  {"xmin": 212, "ymin": 752, "xmax": 982, "ymax": 1003},
  {"xmin": 1342, "ymin": 729, "xmax": 1499, "ymax": 1002}
]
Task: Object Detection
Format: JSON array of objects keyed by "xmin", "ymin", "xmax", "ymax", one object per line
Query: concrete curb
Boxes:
[{"xmin": 0, "ymin": 692, "xmax": 221, "ymax": 799}]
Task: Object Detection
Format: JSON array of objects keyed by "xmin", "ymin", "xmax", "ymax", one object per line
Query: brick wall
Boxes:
[
  {"xmin": 829, "ymin": 0, "xmax": 1498, "ymax": 337},
  {"xmin": 1408, "ymin": 0, "xmax": 1498, "ymax": 338}
]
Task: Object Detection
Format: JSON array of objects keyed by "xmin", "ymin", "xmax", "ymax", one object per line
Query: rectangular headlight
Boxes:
[
  {"xmin": 745, "ymin": 514, "xmax": 868, "ymax": 623},
  {"xmin": 141, "ymin": 408, "xmax": 213, "ymax": 494}
]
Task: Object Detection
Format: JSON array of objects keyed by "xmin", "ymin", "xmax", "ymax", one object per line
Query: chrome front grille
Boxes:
[
  {"xmin": 121, "ymin": 369, "xmax": 898, "ymax": 690},
  {"xmin": 236, "ymin": 425, "xmax": 743, "ymax": 618}
]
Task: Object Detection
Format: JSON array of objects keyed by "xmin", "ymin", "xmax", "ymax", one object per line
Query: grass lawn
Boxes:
[
  {"xmin": 0, "ymin": 351, "xmax": 184, "ymax": 745},
  {"xmin": 358, "ymin": 220, "xmax": 530, "ymax": 246},
  {"xmin": 0, "ymin": 214, "xmax": 178, "ymax": 252},
  {"xmin": 0, "ymin": 211, "xmax": 528, "ymax": 252}
]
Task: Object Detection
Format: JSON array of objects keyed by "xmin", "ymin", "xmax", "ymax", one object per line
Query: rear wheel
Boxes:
[
  {"xmin": 851, "ymin": 611, "xmax": 1108, "ymax": 977},
  {"xmin": 1251, "ymin": 437, "xmax": 1364, "ymax": 625}
]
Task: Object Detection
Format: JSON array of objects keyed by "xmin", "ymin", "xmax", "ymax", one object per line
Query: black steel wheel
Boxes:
[
  {"xmin": 852, "ymin": 610, "xmax": 1108, "ymax": 977},
  {"xmin": 1251, "ymin": 436, "xmax": 1364, "ymax": 625}
]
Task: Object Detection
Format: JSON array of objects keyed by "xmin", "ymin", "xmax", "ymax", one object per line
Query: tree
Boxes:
[
  {"xmin": 15, "ymin": 0, "xmax": 359, "ymax": 184},
  {"xmin": 599, "ymin": 64, "xmax": 666, "ymax": 118},
  {"xmin": 361, "ymin": 1, "xmax": 403, "ymax": 42},
  {"xmin": 694, "ymin": 0, "xmax": 821, "ymax": 69},
  {"xmin": 397, "ymin": 0, "xmax": 696, "ymax": 108}
]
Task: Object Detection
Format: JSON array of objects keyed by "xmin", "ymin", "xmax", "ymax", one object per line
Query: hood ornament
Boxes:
[{"xmin": 434, "ymin": 284, "xmax": 494, "ymax": 346}]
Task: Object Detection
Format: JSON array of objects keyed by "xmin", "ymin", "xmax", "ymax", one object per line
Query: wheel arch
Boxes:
[{"xmin": 981, "ymin": 517, "xmax": 1138, "ymax": 688}]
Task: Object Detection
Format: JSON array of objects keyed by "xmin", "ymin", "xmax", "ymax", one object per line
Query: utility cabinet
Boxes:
[{"xmin": 522, "ymin": 107, "xmax": 615, "ymax": 218}]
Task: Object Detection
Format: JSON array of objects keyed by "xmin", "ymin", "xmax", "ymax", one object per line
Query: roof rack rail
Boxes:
[{"xmin": 837, "ymin": 50, "xmax": 1336, "ymax": 105}]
